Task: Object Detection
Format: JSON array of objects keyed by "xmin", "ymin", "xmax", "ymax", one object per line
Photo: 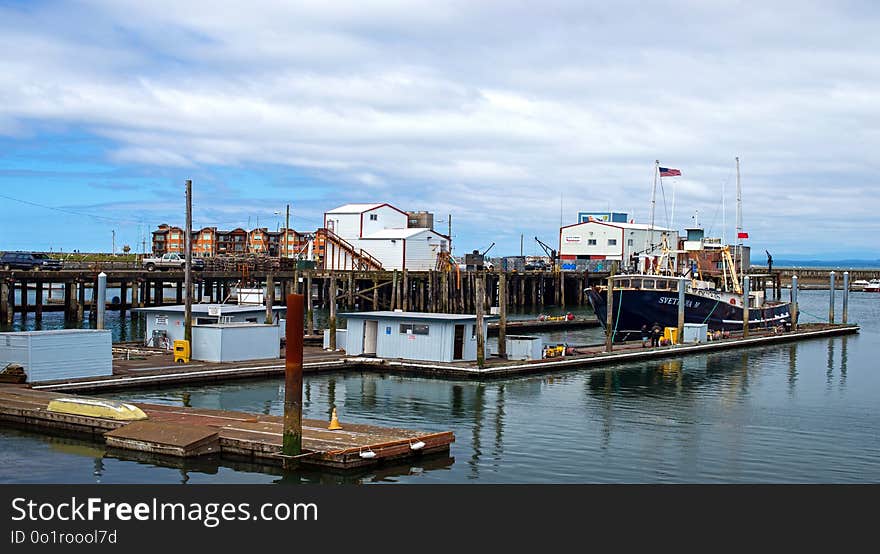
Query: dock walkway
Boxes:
[
  {"xmin": 20, "ymin": 323, "xmax": 859, "ymax": 392},
  {"xmin": 0, "ymin": 387, "xmax": 453, "ymax": 470}
]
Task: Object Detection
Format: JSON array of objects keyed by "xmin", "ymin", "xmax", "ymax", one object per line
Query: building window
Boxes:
[
  {"xmin": 587, "ymin": 239, "xmax": 597, "ymax": 246},
  {"xmin": 399, "ymin": 323, "xmax": 429, "ymax": 335},
  {"xmin": 608, "ymin": 239, "xmax": 617, "ymax": 246},
  {"xmin": 369, "ymin": 214, "xmax": 378, "ymax": 221},
  {"xmin": 627, "ymin": 239, "xmax": 633, "ymax": 246}
]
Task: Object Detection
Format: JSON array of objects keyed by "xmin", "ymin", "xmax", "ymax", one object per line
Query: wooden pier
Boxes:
[
  {"xmin": 0, "ymin": 267, "xmax": 599, "ymax": 327},
  {"xmin": 0, "ymin": 387, "xmax": 454, "ymax": 470}
]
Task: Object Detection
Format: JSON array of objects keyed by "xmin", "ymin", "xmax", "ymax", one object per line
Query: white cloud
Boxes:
[{"xmin": 1, "ymin": 0, "xmax": 879, "ymax": 256}]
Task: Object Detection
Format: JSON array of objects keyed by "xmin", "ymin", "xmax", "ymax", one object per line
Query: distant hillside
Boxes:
[{"xmin": 751, "ymin": 259, "xmax": 880, "ymax": 269}]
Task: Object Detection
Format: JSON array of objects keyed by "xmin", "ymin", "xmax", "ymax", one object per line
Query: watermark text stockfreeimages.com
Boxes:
[{"xmin": 10, "ymin": 497, "xmax": 318, "ymax": 529}]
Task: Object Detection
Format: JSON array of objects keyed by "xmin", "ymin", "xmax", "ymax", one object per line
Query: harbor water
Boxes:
[{"xmin": 1, "ymin": 289, "xmax": 879, "ymax": 483}]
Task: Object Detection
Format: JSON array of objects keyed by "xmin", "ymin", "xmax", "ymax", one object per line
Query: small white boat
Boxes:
[
  {"xmin": 863, "ymin": 279, "xmax": 880, "ymax": 293},
  {"xmin": 851, "ymin": 279, "xmax": 870, "ymax": 290}
]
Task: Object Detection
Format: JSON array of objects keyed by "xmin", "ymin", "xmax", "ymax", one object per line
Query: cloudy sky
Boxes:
[{"xmin": 1, "ymin": 0, "xmax": 878, "ymax": 259}]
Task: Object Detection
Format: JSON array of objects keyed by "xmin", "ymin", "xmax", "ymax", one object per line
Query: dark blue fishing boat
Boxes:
[{"xmin": 586, "ymin": 274, "xmax": 792, "ymax": 341}]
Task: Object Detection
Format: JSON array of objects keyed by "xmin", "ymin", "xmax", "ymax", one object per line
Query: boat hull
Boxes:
[{"xmin": 586, "ymin": 288, "xmax": 792, "ymax": 341}]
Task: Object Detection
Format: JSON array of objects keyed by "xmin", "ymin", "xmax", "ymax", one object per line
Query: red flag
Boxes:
[{"xmin": 737, "ymin": 232, "xmax": 749, "ymax": 239}]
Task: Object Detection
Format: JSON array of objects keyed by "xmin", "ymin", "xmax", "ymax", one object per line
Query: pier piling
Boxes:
[
  {"xmin": 742, "ymin": 276, "xmax": 750, "ymax": 338},
  {"xmin": 605, "ymin": 277, "xmax": 614, "ymax": 352},
  {"xmin": 498, "ymin": 272, "xmax": 507, "ymax": 359},
  {"xmin": 842, "ymin": 272, "xmax": 849, "ymax": 324},
  {"xmin": 96, "ymin": 272, "xmax": 107, "ymax": 330},
  {"xmin": 828, "ymin": 271, "xmax": 836, "ymax": 324},
  {"xmin": 283, "ymin": 293, "xmax": 304, "ymax": 460},
  {"xmin": 791, "ymin": 275, "xmax": 799, "ymax": 330},
  {"xmin": 476, "ymin": 273, "xmax": 485, "ymax": 369},
  {"xmin": 677, "ymin": 278, "xmax": 685, "ymax": 344}
]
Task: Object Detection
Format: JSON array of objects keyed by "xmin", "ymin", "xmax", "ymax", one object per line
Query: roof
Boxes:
[
  {"xmin": 0, "ymin": 329, "xmax": 110, "ymax": 337},
  {"xmin": 132, "ymin": 304, "xmax": 285, "ymax": 314},
  {"xmin": 340, "ymin": 311, "xmax": 499, "ymax": 321},
  {"xmin": 561, "ymin": 220, "xmax": 676, "ymax": 232},
  {"xmin": 361, "ymin": 228, "xmax": 441, "ymax": 240},
  {"xmin": 325, "ymin": 203, "xmax": 384, "ymax": 214}
]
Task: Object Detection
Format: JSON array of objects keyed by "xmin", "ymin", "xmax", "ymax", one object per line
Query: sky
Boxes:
[{"xmin": 1, "ymin": 0, "xmax": 879, "ymax": 260}]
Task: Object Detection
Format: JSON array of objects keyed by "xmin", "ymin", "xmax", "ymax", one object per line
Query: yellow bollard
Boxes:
[{"xmin": 328, "ymin": 408, "xmax": 343, "ymax": 430}]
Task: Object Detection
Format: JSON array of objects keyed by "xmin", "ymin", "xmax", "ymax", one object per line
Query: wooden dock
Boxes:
[
  {"xmin": 17, "ymin": 323, "xmax": 860, "ymax": 393},
  {"xmin": 0, "ymin": 387, "xmax": 454, "ymax": 470}
]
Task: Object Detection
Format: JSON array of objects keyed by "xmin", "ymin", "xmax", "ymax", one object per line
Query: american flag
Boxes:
[{"xmin": 659, "ymin": 167, "xmax": 681, "ymax": 177}]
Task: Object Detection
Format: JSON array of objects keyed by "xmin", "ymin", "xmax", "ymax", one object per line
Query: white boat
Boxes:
[
  {"xmin": 863, "ymin": 279, "xmax": 880, "ymax": 293},
  {"xmin": 851, "ymin": 279, "xmax": 870, "ymax": 290}
]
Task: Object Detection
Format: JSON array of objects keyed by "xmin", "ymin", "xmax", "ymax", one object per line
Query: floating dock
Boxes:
[
  {"xmin": 15, "ymin": 323, "xmax": 859, "ymax": 393},
  {"xmin": 0, "ymin": 387, "xmax": 454, "ymax": 470}
]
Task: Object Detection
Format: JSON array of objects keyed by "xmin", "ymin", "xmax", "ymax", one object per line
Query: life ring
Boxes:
[{"xmin": 729, "ymin": 298, "xmax": 736, "ymax": 305}]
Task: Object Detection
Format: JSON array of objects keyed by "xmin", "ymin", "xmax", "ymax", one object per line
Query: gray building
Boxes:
[
  {"xmin": 0, "ymin": 329, "xmax": 112, "ymax": 382},
  {"xmin": 190, "ymin": 323, "xmax": 281, "ymax": 362},
  {"xmin": 134, "ymin": 304, "xmax": 285, "ymax": 348},
  {"xmin": 340, "ymin": 311, "xmax": 497, "ymax": 363}
]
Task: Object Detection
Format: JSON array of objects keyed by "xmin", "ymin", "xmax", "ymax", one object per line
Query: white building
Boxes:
[
  {"xmin": 322, "ymin": 203, "xmax": 449, "ymax": 271},
  {"xmin": 340, "ymin": 311, "xmax": 495, "ymax": 362},
  {"xmin": 559, "ymin": 219, "xmax": 678, "ymax": 273}
]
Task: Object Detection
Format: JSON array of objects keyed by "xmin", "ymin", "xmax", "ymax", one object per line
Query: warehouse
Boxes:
[
  {"xmin": 340, "ymin": 311, "xmax": 496, "ymax": 363},
  {"xmin": 321, "ymin": 203, "xmax": 450, "ymax": 271},
  {"xmin": 559, "ymin": 219, "xmax": 678, "ymax": 273}
]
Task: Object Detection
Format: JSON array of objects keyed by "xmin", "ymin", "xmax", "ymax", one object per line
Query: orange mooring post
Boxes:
[{"xmin": 283, "ymin": 293, "xmax": 304, "ymax": 458}]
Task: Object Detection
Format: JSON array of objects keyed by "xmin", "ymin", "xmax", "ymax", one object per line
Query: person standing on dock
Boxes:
[
  {"xmin": 641, "ymin": 324, "xmax": 649, "ymax": 347},
  {"xmin": 650, "ymin": 322, "xmax": 662, "ymax": 348}
]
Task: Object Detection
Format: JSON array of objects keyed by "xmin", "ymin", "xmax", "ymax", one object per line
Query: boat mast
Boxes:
[
  {"xmin": 735, "ymin": 156, "xmax": 743, "ymax": 284},
  {"xmin": 647, "ymin": 160, "xmax": 658, "ymax": 273}
]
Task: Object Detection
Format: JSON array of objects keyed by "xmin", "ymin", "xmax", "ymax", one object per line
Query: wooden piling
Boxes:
[
  {"xmin": 283, "ymin": 293, "xmax": 304, "ymax": 459},
  {"xmin": 77, "ymin": 281, "xmax": 85, "ymax": 322},
  {"xmin": 498, "ymin": 272, "xmax": 507, "ymax": 359},
  {"xmin": 742, "ymin": 276, "xmax": 750, "ymax": 338},
  {"xmin": 35, "ymin": 280, "xmax": 43, "ymax": 321},
  {"xmin": 0, "ymin": 280, "xmax": 9, "ymax": 325},
  {"xmin": 306, "ymin": 272, "xmax": 314, "ymax": 336},
  {"xmin": 559, "ymin": 271, "xmax": 565, "ymax": 309},
  {"xmin": 402, "ymin": 269, "xmax": 409, "ymax": 311},
  {"xmin": 677, "ymin": 278, "xmax": 685, "ymax": 344},
  {"xmin": 19, "ymin": 280, "xmax": 28, "ymax": 319},
  {"xmin": 475, "ymin": 272, "xmax": 485, "ymax": 369},
  {"xmin": 329, "ymin": 276, "xmax": 337, "ymax": 350},
  {"xmin": 265, "ymin": 273, "xmax": 275, "ymax": 324},
  {"xmin": 605, "ymin": 278, "xmax": 614, "ymax": 352}
]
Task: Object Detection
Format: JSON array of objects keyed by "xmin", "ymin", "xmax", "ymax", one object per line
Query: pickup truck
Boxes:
[{"xmin": 142, "ymin": 253, "xmax": 205, "ymax": 271}]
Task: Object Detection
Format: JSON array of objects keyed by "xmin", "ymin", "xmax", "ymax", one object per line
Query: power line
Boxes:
[{"xmin": 0, "ymin": 192, "xmax": 140, "ymax": 226}]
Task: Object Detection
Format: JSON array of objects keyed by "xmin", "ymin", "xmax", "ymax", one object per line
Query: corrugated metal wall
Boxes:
[{"xmin": 0, "ymin": 330, "xmax": 112, "ymax": 382}]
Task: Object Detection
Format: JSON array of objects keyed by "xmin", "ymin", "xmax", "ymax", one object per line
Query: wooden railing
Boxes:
[{"xmin": 317, "ymin": 228, "xmax": 384, "ymax": 271}]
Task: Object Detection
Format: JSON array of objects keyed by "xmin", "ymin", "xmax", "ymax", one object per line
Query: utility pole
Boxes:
[
  {"xmin": 112, "ymin": 230, "xmax": 116, "ymax": 255},
  {"xmin": 520, "ymin": 234, "xmax": 523, "ymax": 257},
  {"xmin": 184, "ymin": 179, "xmax": 193, "ymax": 345},
  {"xmin": 448, "ymin": 214, "xmax": 452, "ymax": 255},
  {"xmin": 284, "ymin": 204, "xmax": 290, "ymax": 260}
]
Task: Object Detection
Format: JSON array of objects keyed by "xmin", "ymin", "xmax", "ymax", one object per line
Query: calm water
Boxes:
[{"xmin": 1, "ymin": 290, "xmax": 879, "ymax": 483}]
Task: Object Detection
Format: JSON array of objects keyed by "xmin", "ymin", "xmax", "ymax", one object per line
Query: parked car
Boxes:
[
  {"xmin": 142, "ymin": 253, "xmax": 205, "ymax": 271},
  {"xmin": 0, "ymin": 252, "xmax": 63, "ymax": 271}
]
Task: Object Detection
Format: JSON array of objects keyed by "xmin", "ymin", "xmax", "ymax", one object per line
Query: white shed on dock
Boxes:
[
  {"xmin": 340, "ymin": 311, "xmax": 496, "ymax": 363},
  {"xmin": 0, "ymin": 329, "xmax": 112, "ymax": 382},
  {"xmin": 134, "ymin": 304, "xmax": 285, "ymax": 348}
]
